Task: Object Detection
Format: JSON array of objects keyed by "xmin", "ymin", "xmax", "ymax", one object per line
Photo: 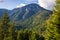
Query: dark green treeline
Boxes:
[{"xmin": 0, "ymin": 11, "xmax": 45, "ymax": 40}]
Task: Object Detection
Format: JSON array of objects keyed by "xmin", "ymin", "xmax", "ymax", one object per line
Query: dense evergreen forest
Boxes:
[{"xmin": 0, "ymin": 0, "xmax": 60, "ymax": 40}]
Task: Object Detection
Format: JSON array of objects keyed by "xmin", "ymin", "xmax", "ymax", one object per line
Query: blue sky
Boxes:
[{"xmin": 0, "ymin": 0, "xmax": 55, "ymax": 10}]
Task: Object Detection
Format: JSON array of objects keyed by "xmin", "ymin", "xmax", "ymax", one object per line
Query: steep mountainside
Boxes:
[
  {"xmin": 0, "ymin": 3, "xmax": 52, "ymax": 21},
  {"xmin": 0, "ymin": 3, "xmax": 52, "ymax": 30},
  {"xmin": 16, "ymin": 10, "xmax": 52, "ymax": 30},
  {"xmin": 10, "ymin": 3, "xmax": 52, "ymax": 29},
  {"xmin": 10, "ymin": 3, "xmax": 47, "ymax": 21}
]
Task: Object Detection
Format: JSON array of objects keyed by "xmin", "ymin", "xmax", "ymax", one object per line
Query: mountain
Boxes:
[
  {"xmin": 16, "ymin": 10, "xmax": 52, "ymax": 30},
  {"xmin": 10, "ymin": 3, "xmax": 52, "ymax": 21},
  {"xmin": 9, "ymin": 3, "xmax": 52, "ymax": 30},
  {"xmin": 10, "ymin": 3, "xmax": 42, "ymax": 21},
  {"xmin": 0, "ymin": 3, "xmax": 52, "ymax": 20},
  {"xmin": 0, "ymin": 3, "xmax": 52, "ymax": 30}
]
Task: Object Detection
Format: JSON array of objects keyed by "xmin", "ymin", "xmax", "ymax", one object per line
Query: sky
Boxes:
[{"xmin": 0, "ymin": 0, "xmax": 55, "ymax": 10}]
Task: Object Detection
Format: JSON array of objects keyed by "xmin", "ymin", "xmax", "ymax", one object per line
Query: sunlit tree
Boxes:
[{"xmin": 45, "ymin": 0, "xmax": 60, "ymax": 40}]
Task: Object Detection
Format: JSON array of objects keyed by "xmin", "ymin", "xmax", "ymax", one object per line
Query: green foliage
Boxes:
[
  {"xmin": 0, "ymin": 12, "xmax": 45, "ymax": 40},
  {"xmin": 45, "ymin": 0, "xmax": 60, "ymax": 40},
  {"xmin": 0, "ymin": 11, "xmax": 10, "ymax": 40},
  {"xmin": 17, "ymin": 29, "xmax": 45, "ymax": 40},
  {"xmin": 8, "ymin": 22, "xmax": 17, "ymax": 40}
]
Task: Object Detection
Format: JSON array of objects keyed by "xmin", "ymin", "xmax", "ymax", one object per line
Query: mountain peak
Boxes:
[
  {"xmin": 0, "ymin": 3, "xmax": 52, "ymax": 21},
  {"xmin": 9, "ymin": 3, "xmax": 52, "ymax": 21}
]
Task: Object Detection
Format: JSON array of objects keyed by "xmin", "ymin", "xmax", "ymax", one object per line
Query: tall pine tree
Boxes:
[
  {"xmin": 0, "ymin": 11, "xmax": 10, "ymax": 40},
  {"xmin": 45, "ymin": 0, "xmax": 60, "ymax": 40},
  {"xmin": 8, "ymin": 21, "xmax": 17, "ymax": 40}
]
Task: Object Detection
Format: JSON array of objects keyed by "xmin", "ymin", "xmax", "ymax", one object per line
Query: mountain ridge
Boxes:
[
  {"xmin": 0, "ymin": 3, "xmax": 52, "ymax": 30},
  {"xmin": 0, "ymin": 3, "xmax": 52, "ymax": 21},
  {"xmin": 9, "ymin": 3, "xmax": 52, "ymax": 21}
]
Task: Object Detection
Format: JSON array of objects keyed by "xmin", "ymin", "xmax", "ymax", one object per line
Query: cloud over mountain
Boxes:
[
  {"xmin": 17, "ymin": 3, "xmax": 26, "ymax": 8},
  {"xmin": 38, "ymin": 0, "xmax": 55, "ymax": 10}
]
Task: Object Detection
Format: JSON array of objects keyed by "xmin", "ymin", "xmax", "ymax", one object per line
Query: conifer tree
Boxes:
[
  {"xmin": 30, "ymin": 32, "xmax": 37, "ymax": 40},
  {"xmin": 8, "ymin": 22, "xmax": 17, "ymax": 40},
  {"xmin": 23, "ymin": 29, "xmax": 29, "ymax": 40},
  {"xmin": 17, "ymin": 29, "xmax": 24, "ymax": 40},
  {"xmin": 0, "ymin": 11, "xmax": 10, "ymax": 40},
  {"xmin": 17, "ymin": 29, "xmax": 29, "ymax": 40},
  {"xmin": 45, "ymin": 0, "xmax": 60, "ymax": 40},
  {"xmin": 30, "ymin": 30, "xmax": 45, "ymax": 40}
]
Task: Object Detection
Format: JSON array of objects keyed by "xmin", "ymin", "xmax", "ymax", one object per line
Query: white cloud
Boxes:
[
  {"xmin": 17, "ymin": 3, "xmax": 26, "ymax": 8},
  {"xmin": 38, "ymin": 0, "xmax": 56, "ymax": 10}
]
